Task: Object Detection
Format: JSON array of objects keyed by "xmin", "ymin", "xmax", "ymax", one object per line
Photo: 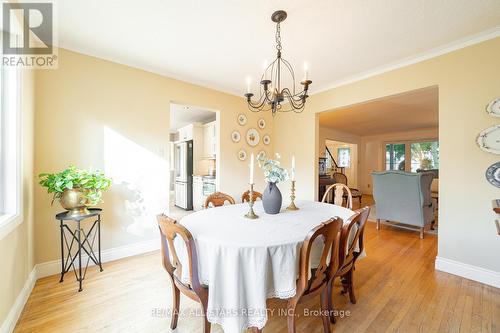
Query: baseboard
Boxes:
[
  {"xmin": 36, "ymin": 238, "xmax": 160, "ymax": 279},
  {"xmin": 435, "ymin": 256, "xmax": 500, "ymax": 288},
  {"xmin": 0, "ymin": 268, "xmax": 36, "ymax": 333}
]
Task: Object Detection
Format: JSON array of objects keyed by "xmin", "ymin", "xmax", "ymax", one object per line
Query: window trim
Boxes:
[{"xmin": 0, "ymin": 53, "xmax": 23, "ymax": 240}]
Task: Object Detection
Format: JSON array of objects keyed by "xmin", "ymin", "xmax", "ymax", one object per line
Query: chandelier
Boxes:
[{"xmin": 244, "ymin": 10, "xmax": 312, "ymax": 116}]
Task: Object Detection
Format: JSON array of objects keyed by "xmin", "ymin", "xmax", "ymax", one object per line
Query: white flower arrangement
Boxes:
[{"xmin": 257, "ymin": 153, "xmax": 289, "ymax": 184}]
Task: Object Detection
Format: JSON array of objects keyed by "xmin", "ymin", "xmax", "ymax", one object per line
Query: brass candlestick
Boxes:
[
  {"xmin": 287, "ymin": 180, "xmax": 299, "ymax": 210},
  {"xmin": 245, "ymin": 183, "xmax": 259, "ymax": 219}
]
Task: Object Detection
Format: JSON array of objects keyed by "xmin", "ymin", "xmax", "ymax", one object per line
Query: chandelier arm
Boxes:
[
  {"xmin": 282, "ymin": 87, "xmax": 306, "ymax": 103},
  {"xmin": 282, "ymin": 90, "xmax": 306, "ymax": 110},
  {"xmin": 280, "ymin": 57, "xmax": 297, "ymax": 95}
]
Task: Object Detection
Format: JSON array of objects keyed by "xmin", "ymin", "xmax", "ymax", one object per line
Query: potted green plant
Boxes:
[{"xmin": 39, "ymin": 166, "xmax": 112, "ymax": 216}]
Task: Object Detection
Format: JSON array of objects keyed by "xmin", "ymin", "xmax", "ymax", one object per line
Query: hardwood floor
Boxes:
[{"xmin": 15, "ymin": 217, "xmax": 499, "ymax": 333}]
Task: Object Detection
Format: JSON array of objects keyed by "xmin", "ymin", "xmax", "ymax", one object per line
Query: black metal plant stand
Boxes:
[{"xmin": 56, "ymin": 208, "xmax": 103, "ymax": 292}]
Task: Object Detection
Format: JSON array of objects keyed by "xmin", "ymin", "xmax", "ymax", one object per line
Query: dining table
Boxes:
[{"xmin": 175, "ymin": 199, "xmax": 357, "ymax": 333}]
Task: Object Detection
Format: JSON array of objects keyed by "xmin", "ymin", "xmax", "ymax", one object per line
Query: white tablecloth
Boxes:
[{"xmin": 176, "ymin": 200, "xmax": 356, "ymax": 333}]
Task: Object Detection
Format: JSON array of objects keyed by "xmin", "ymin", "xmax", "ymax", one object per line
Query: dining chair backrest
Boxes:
[
  {"xmin": 321, "ymin": 183, "xmax": 353, "ymax": 209},
  {"xmin": 204, "ymin": 192, "xmax": 236, "ymax": 209},
  {"xmin": 157, "ymin": 214, "xmax": 203, "ymax": 292},
  {"xmin": 296, "ymin": 217, "xmax": 343, "ymax": 296},
  {"xmin": 339, "ymin": 206, "xmax": 370, "ymax": 270},
  {"xmin": 241, "ymin": 190, "xmax": 263, "ymax": 203}
]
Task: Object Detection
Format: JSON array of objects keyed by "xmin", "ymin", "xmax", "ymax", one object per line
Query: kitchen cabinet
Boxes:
[
  {"xmin": 178, "ymin": 124, "xmax": 195, "ymax": 141},
  {"xmin": 193, "ymin": 176, "xmax": 204, "ymax": 211},
  {"xmin": 203, "ymin": 121, "xmax": 216, "ymax": 158}
]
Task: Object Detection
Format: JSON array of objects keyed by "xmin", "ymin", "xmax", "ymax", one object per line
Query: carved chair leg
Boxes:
[
  {"xmin": 376, "ymin": 219, "xmax": 381, "ymax": 230},
  {"xmin": 419, "ymin": 227, "xmax": 425, "ymax": 239},
  {"xmin": 347, "ymin": 269, "xmax": 356, "ymax": 304},
  {"xmin": 169, "ymin": 279, "xmax": 180, "ymax": 329},
  {"xmin": 328, "ymin": 280, "xmax": 336, "ymax": 324},
  {"xmin": 286, "ymin": 299, "xmax": 299, "ymax": 333},
  {"xmin": 320, "ymin": 287, "xmax": 332, "ymax": 333}
]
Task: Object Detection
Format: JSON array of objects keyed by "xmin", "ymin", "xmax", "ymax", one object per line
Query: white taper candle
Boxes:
[
  {"xmin": 291, "ymin": 155, "xmax": 296, "ymax": 181},
  {"xmin": 250, "ymin": 153, "xmax": 254, "ymax": 184}
]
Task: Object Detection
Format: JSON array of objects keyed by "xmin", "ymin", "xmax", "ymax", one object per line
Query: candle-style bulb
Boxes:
[
  {"xmin": 303, "ymin": 62, "xmax": 309, "ymax": 81},
  {"xmin": 246, "ymin": 77, "xmax": 251, "ymax": 94}
]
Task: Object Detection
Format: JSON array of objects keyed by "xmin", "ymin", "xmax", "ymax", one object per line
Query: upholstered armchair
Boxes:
[{"xmin": 371, "ymin": 171, "xmax": 436, "ymax": 238}]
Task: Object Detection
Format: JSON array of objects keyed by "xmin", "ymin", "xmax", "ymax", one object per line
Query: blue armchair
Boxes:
[{"xmin": 371, "ymin": 171, "xmax": 436, "ymax": 238}]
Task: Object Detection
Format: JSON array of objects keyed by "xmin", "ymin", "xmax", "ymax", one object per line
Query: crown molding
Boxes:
[{"xmin": 312, "ymin": 27, "xmax": 500, "ymax": 95}]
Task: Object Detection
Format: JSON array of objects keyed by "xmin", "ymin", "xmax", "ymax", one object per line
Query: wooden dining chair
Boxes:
[
  {"xmin": 328, "ymin": 206, "xmax": 370, "ymax": 324},
  {"xmin": 321, "ymin": 183, "xmax": 353, "ymax": 209},
  {"xmin": 157, "ymin": 214, "xmax": 211, "ymax": 333},
  {"xmin": 254, "ymin": 217, "xmax": 343, "ymax": 333},
  {"xmin": 241, "ymin": 190, "xmax": 262, "ymax": 203},
  {"xmin": 204, "ymin": 192, "xmax": 235, "ymax": 209},
  {"xmin": 332, "ymin": 172, "xmax": 363, "ymax": 205}
]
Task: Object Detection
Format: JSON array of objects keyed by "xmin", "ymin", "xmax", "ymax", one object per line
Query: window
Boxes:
[
  {"xmin": 0, "ymin": 52, "xmax": 22, "ymax": 237},
  {"xmin": 385, "ymin": 143, "xmax": 406, "ymax": 171},
  {"xmin": 337, "ymin": 147, "xmax": 351, "ymax": 168},
  {"xmin": 384, "ymin": 140, "xmax": 439, "ymax": 173},
  {"xmin": 410, "ymin": 141, "xmax": 439, "ymax": 172}
]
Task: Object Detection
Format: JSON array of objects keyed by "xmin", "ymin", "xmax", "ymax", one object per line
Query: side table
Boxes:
[{"xmin": 56, "ymin": 208, "xmax": 103, "ymax": 292}]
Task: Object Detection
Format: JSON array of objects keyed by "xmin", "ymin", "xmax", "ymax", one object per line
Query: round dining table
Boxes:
[{"xmin": 176, "ymin": 200, "xmax": 356, "ymax": 333}]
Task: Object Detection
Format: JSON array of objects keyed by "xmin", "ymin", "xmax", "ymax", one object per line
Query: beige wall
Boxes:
[
  {"xmin": 0, "ymin": 69, "xmax": 35, "ymax": 325},
  {"xmin": 359, "ymin": 127, "xmax": 438, "ymax": 193},
  {"xmin": 274, "ymin": 37, "xmax": 500, "ymax": 273},
  {"xmin": 34, "ymin": 49, "xmax": 274, "ymax": 264}
]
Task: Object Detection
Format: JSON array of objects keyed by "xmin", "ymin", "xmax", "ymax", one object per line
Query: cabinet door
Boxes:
[
  {"xmin": 210, "ymin": 122, "xmax": 216, "ymax": 156},
  {"xmin": 203, "ymin": 125, "xmax": 211, "ymax": 157},
  {"xmin": 193, "ymin": 181, "xmax": 204, "ymax": 211}
]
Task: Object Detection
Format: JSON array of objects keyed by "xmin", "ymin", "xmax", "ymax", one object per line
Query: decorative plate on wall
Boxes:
[
  {"xmin": 486, "ymin": 162, "xmax": 500, "ymax": 188},
  {"xmin": 257, "ymin": 150, "xmax": 267, "ymax": 159},
  {"xmin": 246, "ymin": 128, "xmax": 260, "ymax": 147},
  {"xmin": 476, "ymin": 125, "xmax": 500, "ymax": 155},
  {"xmin": 237, "ymin": 114, "xmax": 247, "ymax": 126},
  {"xmin": 258, "ymin": 118, "xmax": 266, "ymax": 129},
  {"xmin": 231, "ymin": 130, "xmax": 241, "ymax": 143},
  {"xmin": 238, "ymin": 149, "xmax": 247, "ymax": 161},
  {"xmin": 486, "ymin": 98, "xmax": 500, "ymax": 117},
  {"xmin": 262, "ymin": 134, "xmax": 271, "ymax": 145}
]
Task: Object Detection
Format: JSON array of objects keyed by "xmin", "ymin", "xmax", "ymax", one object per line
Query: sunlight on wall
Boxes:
[{"xmin": 103, "ymin": 127, "xmax": 168, "ymax": 236}]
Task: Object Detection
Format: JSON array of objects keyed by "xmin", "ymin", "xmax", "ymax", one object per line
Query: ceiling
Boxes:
[
  {"xmin": 319, "ymin": 86, "xmax": 438, "ymax": 136},
  {"xmin": 56, "ymin": 1, "xmax": 500, "ymax": 96},
  {"xmin": 170, "ymin": 104, "xmax": 216, "ymax": 133}
]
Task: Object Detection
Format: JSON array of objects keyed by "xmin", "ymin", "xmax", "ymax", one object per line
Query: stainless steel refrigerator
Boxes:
[{"xmin": 174, "ymin": 140, "xmax": 193, "ymax": 210}]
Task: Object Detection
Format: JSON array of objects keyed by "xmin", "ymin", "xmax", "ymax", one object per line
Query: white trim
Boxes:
[
  {"xmin": 435, "ymin": 256, "xmax": 500, "ymax": 289},
  {"xmin": 35, "ymin": 238, "xmax": 160, "ymax": 279},
  {"xmin": 313, "ymin": 27, "xmax": 500, "ymax": 95},
  {"xmin": 0, "ymin": 268, "xmax": 36, "ymax": 333}
]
